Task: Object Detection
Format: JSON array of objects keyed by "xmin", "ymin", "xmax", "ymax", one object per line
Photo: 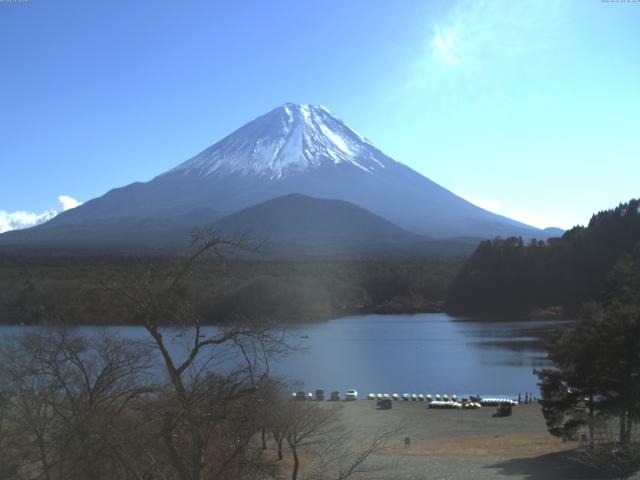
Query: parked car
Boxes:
[
  {"xmin": 345, "ymin": 389, "xmax": 358, "ymax": 401},
  {"xmin": 315, "ymin": 389, "xmax": 325, "ymax": 401},
  {"xmin": 495, "ymin": 402, "xmax": 513, "ymax": 417},
  {"xmin": 330, "ymin": 391, "xmax": 341, "ymax": 401},
  {"xmin": 292, "ymin": 391, "xmax": 307, "ymax": 401}
]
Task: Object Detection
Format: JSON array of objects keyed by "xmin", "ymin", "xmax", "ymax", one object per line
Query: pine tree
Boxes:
[{"xmin": 537, "ymin": 249, "xmax": 640, "ymax": 445}]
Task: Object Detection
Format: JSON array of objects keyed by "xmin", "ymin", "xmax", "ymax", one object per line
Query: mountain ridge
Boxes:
[
  {"xmin": 1, "ymin": 103, "xmax": 558, "ymax": 247},
  {"xmin": 0, "ymin": 193, "xmax": 480, "ymax": 259},
  {"xmin": 213, "ymin": 192, "xmax": 419, "ymax": 244}
]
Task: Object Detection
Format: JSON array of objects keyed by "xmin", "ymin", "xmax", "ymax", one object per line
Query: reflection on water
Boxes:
[{"xmin": 0, "ymin": 314, "xmax": 570, "ymax": 399}]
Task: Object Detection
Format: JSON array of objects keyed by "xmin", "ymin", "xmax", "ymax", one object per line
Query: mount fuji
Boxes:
[{"xmin": 1, "ymin": 103, "xmax": 554, "ymax": 252}]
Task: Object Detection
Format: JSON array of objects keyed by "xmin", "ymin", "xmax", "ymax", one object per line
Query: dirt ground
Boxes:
[{"xmin": 272, "ymin": 401, "xmax": 640, "ymax": 480}]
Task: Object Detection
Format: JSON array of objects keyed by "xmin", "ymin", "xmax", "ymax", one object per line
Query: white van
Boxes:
[{"xmin": 345, "ymin": 389, "xmax": 358, "ymax": 401}]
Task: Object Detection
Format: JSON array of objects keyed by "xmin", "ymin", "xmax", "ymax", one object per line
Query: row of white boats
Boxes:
[{"xmin": 367, "ymin": 393, "xmax": 519, "ymax": 409}]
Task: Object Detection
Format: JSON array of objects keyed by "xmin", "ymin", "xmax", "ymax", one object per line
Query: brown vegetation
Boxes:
[
  {"xmin": 0, "ymin": 252, "xmax": 459, "ymax": 325},
  {"xmin": 0, "ymin": 234, "xmax": 402, "ymax": 480}
]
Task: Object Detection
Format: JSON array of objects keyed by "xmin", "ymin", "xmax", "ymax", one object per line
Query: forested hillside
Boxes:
[
  {"xmin": 0, "ymin": 255, "xmax": 460, "ymax": 325},
  {"xmin": 446, "ymin": 199, "xmax": 640, "ymax": 317}
]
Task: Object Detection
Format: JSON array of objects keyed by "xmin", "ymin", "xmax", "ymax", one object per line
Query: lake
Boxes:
[{"xmin": 0, "ymin": 313, "xmax": 567, "ymax": 399}]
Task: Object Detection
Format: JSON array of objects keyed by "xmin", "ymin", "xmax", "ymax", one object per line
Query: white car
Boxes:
[{"xmin": 345, "ymin": 389, "xmax": 358, "ymax": 401}]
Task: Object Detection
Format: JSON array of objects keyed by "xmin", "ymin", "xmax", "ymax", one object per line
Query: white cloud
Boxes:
[
  {"xmin": 0, "ymin": 210, "xmax": 57, "ymax": 233},
  {"xmin": 58, "ymin": 195, "xmax": 82, "ymax": 211},
  {"xmin": 0, "ymin": 195, "xmax": 82, "ymax": 233},
  {"xmin": 457, "ymin": 192, "xmax": 563, "ymax": 229}
]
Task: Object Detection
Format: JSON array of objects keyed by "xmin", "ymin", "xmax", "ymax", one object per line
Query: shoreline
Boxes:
[{"xmin": 0, "ymin": 310, "xmax": 574, "ymax": 327}]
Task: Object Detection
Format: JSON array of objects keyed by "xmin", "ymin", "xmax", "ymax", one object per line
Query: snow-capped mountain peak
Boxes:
[
  {"xmin": 165, "ymin": 103, "xmax": 391, "ymax": 179},
  {"xmin": 7, "ymin": 103, "xmax": 552, "ymax": 244}
]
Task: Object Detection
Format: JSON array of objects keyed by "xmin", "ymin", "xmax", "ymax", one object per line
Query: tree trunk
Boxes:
[
  {"xmin": 274, "ymin": 434, "xmax": 283, "ymax": 461},
  {"xmin": 162, "ymin": 414, "xmax": 191, "ymax": 480},
  {"xmin": 190, "ymin": 431, "xmax": 204, "ymax": 480},
  {"xmin": 37, "ymin": 438, "xmax": 52, "ymax": 480},
  {"xmin": 588, "ymin": 394, "xmax": 594, "ymax": 449},
  {"xmin": 261, "ymin": 427, "xmax": 267, "ymax": 450},
  {"xmin": 291, "ymin": 445, "xmax": 299, "ymax": 480}
]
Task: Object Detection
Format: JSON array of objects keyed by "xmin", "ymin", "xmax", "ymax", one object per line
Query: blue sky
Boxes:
[{"xmin": 1, "ymin": 0, "xmax": 638, "ymax": 231}]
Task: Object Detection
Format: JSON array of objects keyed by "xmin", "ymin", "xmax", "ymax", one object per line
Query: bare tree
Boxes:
[
  {"xmin": 107, "ymin": 232, "xmax": 289, "ymax": 480},
  {"xmin": 261, "ymin": 382, "xmax": 295, "ymax": 462},
  {"xmin": 266, "ymin": 396, "xmax": 405, "ymax": 480},
  {"xmin": 282, "ymin": 402, "xmax": 339, "ymax": 480},
  {"xmin": 575, "ymin": 416, "xmax": 640, "ymax": 480},
  {"xmin": 269, "ymin": 402, "xmax": 288, "ymax": 462},
  {"xmin": 308, "ymin": 421, "xmax": 405, "ymax": 480},
  {"xmin": 0, "ymin": 328, "xmax": 156, "ymax": 480},
  {"xmin": 0, "ymin": 392, "xmax": 20, "ymax": 480},
  {"xmin": 0, "ymin": 233, "xmax": 291, "ymax": 480}
]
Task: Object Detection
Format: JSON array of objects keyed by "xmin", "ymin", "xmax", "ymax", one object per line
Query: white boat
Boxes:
[
  {"xmin": 367, "ymin": 393, "xmax": 376, "ymax": 400},
  {"xmin": 418, "ymin": 394, "xmax": 425, "ymax": 401},
  {"xmin": 480, "ymin": 397, "xmax": 518, "ymax": 407},
  {"xmin": 427, "ymin": 400, "xmax": 463, "ymax": 409},
  {"xmin": 392, "ymin": 393, "xmax": 400, "ymax": 400}
]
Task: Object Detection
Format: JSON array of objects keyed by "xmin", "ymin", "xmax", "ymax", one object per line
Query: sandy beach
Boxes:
[{"xmin": 271, "ymin": 401, "xmax": 639, "ymax": 480}]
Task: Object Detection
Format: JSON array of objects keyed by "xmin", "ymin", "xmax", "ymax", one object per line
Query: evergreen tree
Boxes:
[
  {"xmin": 536, "ymin": 304, "xmax": 604, "ymax": 443},
  {"xmin": 537, "ymin": 250, "xmax": 640, "ymax": 444},
  {"xmin": 447, "ymin": 198, "xmax": 640, "ymax": 317}
]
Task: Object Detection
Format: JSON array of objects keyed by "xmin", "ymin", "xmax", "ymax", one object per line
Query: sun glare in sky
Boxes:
[{"xmin": 431, "ymin": 26, "xmax": 461, "ymax": 66}]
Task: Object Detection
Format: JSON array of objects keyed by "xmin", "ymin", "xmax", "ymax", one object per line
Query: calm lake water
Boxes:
[{"xmin": 0, "ymin": 314, "xmax": 568, "ymax": 399}]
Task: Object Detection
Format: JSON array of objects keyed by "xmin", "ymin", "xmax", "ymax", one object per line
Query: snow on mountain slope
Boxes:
[
  {"xmin": 165, "ymin": 104, "xmax": 389, "ymax": 179},
  {"xmin": 9, "ymin": 103, "xmax": 554, "ymax": 243}
]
